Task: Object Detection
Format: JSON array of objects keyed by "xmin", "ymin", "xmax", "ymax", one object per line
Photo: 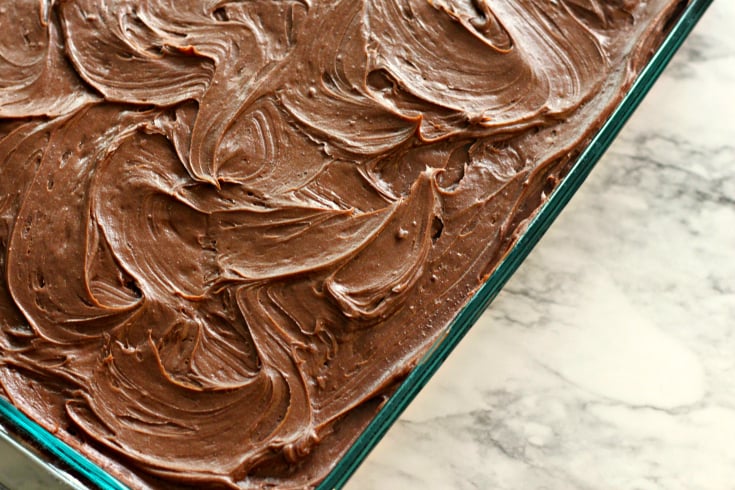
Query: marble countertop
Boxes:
[
  {"xmin": 0, "ymin": 4, "xmax": 730, "ymax": 490},
  {"xmin": 349, "ymin": 2, "xmax": 735, "ymax": 489}
]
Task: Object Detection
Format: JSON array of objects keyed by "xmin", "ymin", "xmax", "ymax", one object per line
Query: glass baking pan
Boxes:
[{"xmin": 0, "ymin": 1, "xmax": 714, "ymax": 488}]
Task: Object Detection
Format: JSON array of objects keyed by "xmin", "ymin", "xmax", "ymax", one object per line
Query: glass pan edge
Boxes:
[{"xmin": 0, "ymin": 1, "xmax": 714, "ymax": 488}]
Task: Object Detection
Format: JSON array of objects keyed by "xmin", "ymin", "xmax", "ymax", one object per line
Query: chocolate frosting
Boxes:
[{"xmin": 0, "ymin": 1, "xmax": 684, "ymax": 488}]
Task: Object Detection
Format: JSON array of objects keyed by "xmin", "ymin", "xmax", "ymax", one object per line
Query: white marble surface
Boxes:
[{"xmin": 349, "ymin": 2, "xmax": 735, "ymax": 489}]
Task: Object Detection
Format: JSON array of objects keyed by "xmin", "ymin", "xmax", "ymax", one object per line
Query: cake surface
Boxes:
[{"xmin": 0, "ymin": 1, "xmax": 683, "ymax": 488}]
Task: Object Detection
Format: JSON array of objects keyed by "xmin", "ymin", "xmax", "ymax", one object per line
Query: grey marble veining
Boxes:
[{"xmin": 349, "ymin": 2, "xmax": 735, "ymax": 489}]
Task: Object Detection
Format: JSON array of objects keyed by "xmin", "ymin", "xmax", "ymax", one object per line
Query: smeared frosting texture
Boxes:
[{"xmin": 0, "ymin": 1, "xmax": 684, "ymax": 488}]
